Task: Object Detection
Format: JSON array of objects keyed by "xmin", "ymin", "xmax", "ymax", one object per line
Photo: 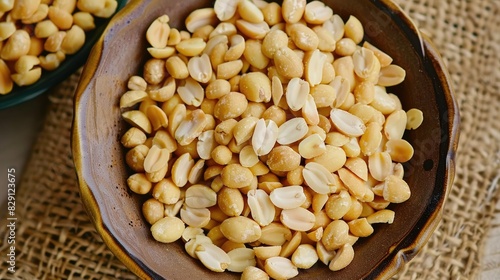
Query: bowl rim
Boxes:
[{"xmin": 72, "ymin": 0, "xmax": 460, "ymax": 279}]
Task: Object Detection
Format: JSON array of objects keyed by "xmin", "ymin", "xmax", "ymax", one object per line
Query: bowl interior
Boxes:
[
  {"xmin": 73, "ymin": 0, "xmax": 457, "ymax": 279},
  {"xmin": 0, "ymin": 0, "xmax": 127, "ymax": 110}
]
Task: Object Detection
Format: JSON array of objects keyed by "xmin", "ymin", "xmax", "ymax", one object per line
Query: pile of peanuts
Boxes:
[
  {"xmin": 0, "ymin": 0, "xmax": 118, "ymax": 94},
  {"xmin": 119, "ymin": 0, "xmax": 424, "ymax": 278}
]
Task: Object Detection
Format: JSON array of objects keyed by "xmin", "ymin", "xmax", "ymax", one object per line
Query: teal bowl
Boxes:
[{"xmin": 0, "ymin": 0, "xmax": 127, "ymax": 110}]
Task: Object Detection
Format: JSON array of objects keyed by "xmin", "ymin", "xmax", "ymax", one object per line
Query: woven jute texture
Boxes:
[{"xmin": 1, "ymin": 0, "xmax": 499, "ymax": 279}]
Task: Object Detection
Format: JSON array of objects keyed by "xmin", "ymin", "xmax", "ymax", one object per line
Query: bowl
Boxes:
[
  {"xmin": 0, "ymin": 0, "xmax": 127, "ymax": 110},
  {"xmin": 72, "ymin": 0, "xmax": 460, "ymax": 279}
]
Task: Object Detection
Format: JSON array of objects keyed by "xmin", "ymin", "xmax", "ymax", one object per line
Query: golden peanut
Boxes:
[
  {"xmin": 344, "ymin": 15, "xmax": 364, "ymax": 44},
  {"xmin": 325, "ymin": 190, "xmax": 352, "ymax": 220},
  {"xmin": 310, "ymin": 84, "xmax": 336, "ymax": 108},
  {"xmin": 304, "ymin": 1, "xmax": 333, "ymax": 24},
  {"xmin": 385, "ymin": 139, "xmax": 414, "ymax": 163},
  {"xmin": 165, "ymin": 56, "xmax": 189, "ymax": 79},
  {"xmin": 214, "ymin": 119, "xmax": 237, "ymax": 146},
  {"xmin": 247, "ymin": 189, "xmax": 276, "ymax": 227},
  {"xmin": 285, "ymin": 78, "xmax": 310, "ymax": 112},
  {"xmin": 243, "ymin": 39, "xmax": 270, "ymax": 70},
  {"xmin": 146, "ymin": 14, "xmax": 170, "ymax": 49},
  {"xmin": 348, "ymin": 218, "xmax": 374, "ymax": 237},
  {"xmin": 217, "ymin": 59, "xmax": 243, "ymax": 80},
  {"xmin": 214, "ymin": 91, "xmax": 248, "ymax": 120},
  {"xmin": 406, "ymin": 108, "xmax": 424, "ymax": 130},
  {"xmin": 38, "ymin": 51, "xmax": 65, "ymax": 70},
  {"xmin": 309, "ymin": 145, "xmax": 346, "ymax": 174},
  {"xmin": 189, "ymin": 212, "xmax": 213, "ymax": 230},
  {"xmin": 238, "ymin": 0, "xmax": 264, "ymax": 23},
  {"xmin": 378, "ymin": 64, "xmax": 406, "ymax": 87},
  {"xmin": 302, "ymin": 161, "xmax": 336, "ymax": 195},
  {"xmin": 280, "ymin": 207, "xmax": 316, "ymax": 232},
  {"xmin": 185, "ymin": 7, "xmax": 217, "ymax": 33},
  {"xmin": 0, "ymin": 22, "xmax": 16, "ymax": 41},
  {"xmin": 44, "ymin": 31, "xmax": 66, "ymax": 52},
  {"xmin": 60, "ymin": 25, "xmax": 85, "ymax": 54},
  {"xmin": 0, "ymin": 0, "xmax": 14, "ymax": 13},
  {"xmin": 363, "ymin": 41, "xmax": 393, "ymax": 67},
  {"xmin": 214, "ymin": 0, "xmax": 238, "ymax": 21},
  {"xmin": 288, "ymin": 23, "xmax": 319, "ymax": 51},
  {"xmin": 329, "ymin": 243, "xmax": 354, "ymax": 271},
  {"xmin": 227, "ymin": 247, "xmax": 257, "ymax": 273},
  {"xmin": 235, "ymin": 19, "xmax": 270, "ymax": 39},
  {"xmin": 241, "ymin": 266, "xmax": 270, "ymax": 280},
  {"xmin": 152, "ymin": 178, "xmax": 181, "ymax": 205},
  {"xmin": 338, "ymin": 168, "xmax": 374, "ymax": 202},
  {"xmin": 224, "ymin": 33, "xmax": 245, "ymax": 61},
  {"xmin": 206, "ymin": 79, "xmax": 231, "ymax": 99},
  {"xmin": 281, "ymin": 0, "xmax": 306, "ymax": 23},
  {"xmin": 359, "ymin": 122, "xmax": 383, "ymax": 156},
  {"xmin": 1, "ymin": 30, "xmax": 30, "ymax": 61},
  {"xmin": 335, "ymin": 38, "xmax": 357, "ymax": 57},
  {"xmin": 322, "ymin": 220, "xmax": 349, "ymax": 251},
  {"xmin": 72, "ymin": 11, "xmax": 96, "ymax": 31},
  {"xmin": 254, "ymin": 245, "xmax": 282, "ymax": 261},
  {"xmin": 142, "ymin": 198, "xmax": 165, "ymax": 225},
  {"xmin": 178, "ymin": 77, "xmax": 205, "ymax": 107},
  {"xmin": 353, "ymin": 47, "xmax": 380, "ymax": 81},
  {"xmin": 10, "ymin": 0, "xmax": 40, "ymax": 20},
  {"xmin": 273, "ymin": 47, "xmax": 303, "ymax": 79},
  {"xmin": 299, "ymin": 134, "xmax": 326, "ymax": 159},
  {"xmin": 176, "ymin": 37, "xmax": 207, "ymax": 57},
  {"xmin": 262, "ymin": 29, "xmax": 288, "ymax": 59},
  {"xmin": 211, "ymin": 145, "xmax": 233, "ymax": 165},
  {"xmin": 277, "ymin": 117, "xmax": 308, "ymax": 145},
  {"xmin": 14, "ymin": 55, "xmax": 40, "ymax": 74},
  {"xmin": 304, "ymin": 49, "xmax": 326, "ymax": 87},
  {"xmin": 34, "ymin": 19, "xmax": 58, "ymax": 39},
  {"xmin": 221, "ymin": 163, "xmax": 254, "ymax": 189},
  {"xmin": 366, "ymin": 209, "xmax": 395, "ymax": 224},
  {"xmin": 151, "ymin": 216, "xmax": 185, "ymax": 243},
  {"xmin": 265, "ymin": 256, "xmax": 299, "ymax": 280},
  {"xmin": 220, "ymin": 216, "xmax": 262, "ymax": 243},
  {"xmin": 251, "ymin": 118, "xmax": 279, "ymax": 156},
  {"xmin": 291, "ymin": 244, "xmax": 319, "ymax": 269},
  {"xmin": 238, "ymin": 145, "xmax": 259, "ymax": 167},
  {"xmin": 76, "ymin": 0, "xmax": 104, "ymax": 13},
  {"xmin": 240, "ymin": 72, "xmax": 271, "ymax": 102},
  {"xmin": 146, "ymin": 105, "xmax": 168, "ymax": 131},
  {"xmin": 125, "ymin": 144, "xmax": 148, "ymax": 172},
  {"xmin": 330, "ymin": 76, "xmax": 350, "ymax": 108},
  {"xmin": 217, "ymin": 186, "xmax": 244, "ymax": 217},
  {"xmin": 175, "ymin": 109, "xmax": 207, "ymax": 146},
  {"xmin": 242, "ymin": 102, "xmax": 267, "ymax": 119},
  {"xmin": 330, "ymin": 108, "xmax": 366, "ymax": 137},
  {"xmin": 121, "ymin": 127, "xmax": 147, "ymax": 149},
  {"xmin": 48, "ymin": 6, "xmax": 73, "ymax": 30},
  {"xmin": 267, "ymin": 146, "xmax": 301, "ymax": 172},
  {"xmin": 185, "ymin": 184, "xmax": 217, "ymax": 209},
  {"xmin": 127, "ymin": 173, "xmax": 152, "ymax": 195}
]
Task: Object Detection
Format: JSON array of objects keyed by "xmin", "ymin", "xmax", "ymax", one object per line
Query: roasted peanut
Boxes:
[{"xmin": 119, "ymin": 2, "xmax": 421, "ymax": 277}]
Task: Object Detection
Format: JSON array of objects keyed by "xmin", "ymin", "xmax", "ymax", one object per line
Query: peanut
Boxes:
[{"xmin": 118, "ymin": 2, "xmax": 423, "ymax": 277}]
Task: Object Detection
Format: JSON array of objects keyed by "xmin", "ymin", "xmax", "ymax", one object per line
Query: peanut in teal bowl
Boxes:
[{"xmin": 0, "ymin": 0, "xmax": 127, "ymax": 110}]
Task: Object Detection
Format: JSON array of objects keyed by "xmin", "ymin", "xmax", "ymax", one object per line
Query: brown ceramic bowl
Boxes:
[{"xmin": 72, "ymin": 0, "xmax": 459, "ymax": 279}]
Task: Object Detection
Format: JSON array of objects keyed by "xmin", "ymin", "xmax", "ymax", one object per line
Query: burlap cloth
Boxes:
[{"xmin": 1, "ymin": 0, "xmax": 499, "ymax": 279}]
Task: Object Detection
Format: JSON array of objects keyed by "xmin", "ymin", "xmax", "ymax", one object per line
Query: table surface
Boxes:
[{"xmin": 0, "ymin": 94, "xmax": 49, "ymax": 218}]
